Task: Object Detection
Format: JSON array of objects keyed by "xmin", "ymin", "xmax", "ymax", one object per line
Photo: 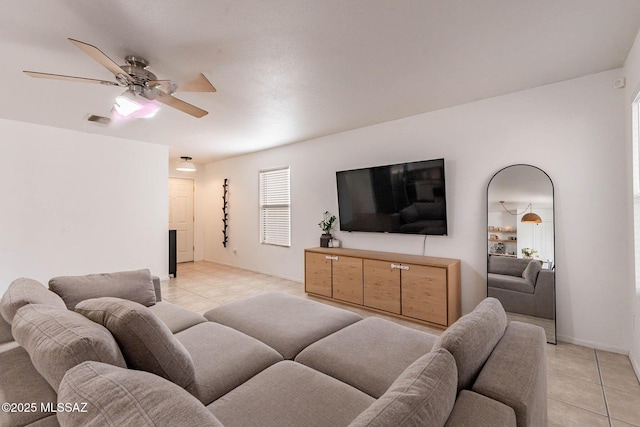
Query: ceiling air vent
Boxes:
[{"xmin": 87, "ymin": 115, "xmax": 111, "ymax": 125}]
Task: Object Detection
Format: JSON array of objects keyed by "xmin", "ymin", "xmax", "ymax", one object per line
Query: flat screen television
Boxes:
[{"xmin": 336, "ymin": 158, "xmax": 447, "ymax": 235}]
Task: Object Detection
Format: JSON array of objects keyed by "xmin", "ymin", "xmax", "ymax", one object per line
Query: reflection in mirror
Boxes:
[{"xmin": 487, "ymin": 165, "xmax": 556, "ymax": 344}]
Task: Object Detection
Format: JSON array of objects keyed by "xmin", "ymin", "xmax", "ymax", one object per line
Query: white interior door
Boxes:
[{"xmin": 169, "ymin": 178, "xmax": 194, "ymax": 263}]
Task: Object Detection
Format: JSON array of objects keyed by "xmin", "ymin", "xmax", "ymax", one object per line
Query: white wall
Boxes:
[
  {"xmin": 624, "ymin": 29, "xmax": 640, "ymax": 377},
  {"xmin": 204, "ymin": 69, "xmax": 630, "ymax": 352},
  {"xmin": 0, "ymin": 119, "xmax": 168, "ymax": 294}
]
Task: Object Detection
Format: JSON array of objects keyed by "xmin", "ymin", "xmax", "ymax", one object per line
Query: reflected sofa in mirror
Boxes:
[{"xmin": 487, "ymin": 164, "xmax": 556, "ymax": 344}]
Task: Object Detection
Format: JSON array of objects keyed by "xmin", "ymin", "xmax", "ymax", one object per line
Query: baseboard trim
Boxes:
[
  {"xmin": 630, "ymin": 351, "xmax": 640, "ymax": 381},
  {"xmin": 206, "ymin": 260, "xmax": 303, "ymax": 284},
  {"xmin": 556, "ymin": 334, "xmax": 629, "ymax": 355}
]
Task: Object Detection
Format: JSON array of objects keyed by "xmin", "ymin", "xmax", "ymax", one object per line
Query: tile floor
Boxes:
[{"xmin": 164, "ymin": 261, "xmax": 640, "ymax": 427}]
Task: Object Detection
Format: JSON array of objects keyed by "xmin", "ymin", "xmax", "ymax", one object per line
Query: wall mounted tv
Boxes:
[{"xmin": 336, "ymin": 158, "xmax": 447, "ymax": 235}]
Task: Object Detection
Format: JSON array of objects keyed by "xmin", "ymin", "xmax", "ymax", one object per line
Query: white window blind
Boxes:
[{"xmin": 259, "ymin": 167, "xmax": 291, "ymax": 247}]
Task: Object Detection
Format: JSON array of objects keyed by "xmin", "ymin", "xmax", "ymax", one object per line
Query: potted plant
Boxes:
[
  {"xmin": 318, "ymin": 211, "xmax": 337, "ymax": 247},
  {"xmin": 521, "ymin": 248, "xmax": 537, "ymax": 259}
]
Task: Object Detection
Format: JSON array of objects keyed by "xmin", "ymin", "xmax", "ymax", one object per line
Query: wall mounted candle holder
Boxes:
[{"xmin": 222, "ymin": 178, "xmax": 229, "ymax": 247}]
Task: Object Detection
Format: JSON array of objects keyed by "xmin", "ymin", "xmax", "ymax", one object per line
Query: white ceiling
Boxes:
[{"xmin": 2, "ymin": 0, "xmax": 640, "ymax": 163}]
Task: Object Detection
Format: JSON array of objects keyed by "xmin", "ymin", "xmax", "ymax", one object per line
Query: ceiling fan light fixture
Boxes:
[
  {"xmin": 137, "ymin": 100, "xmax": 160, "ymax": 118},
  {"xmin": 113, "ymin": 90, "xmax": 160, "ymax": 119},
  {"xmin": 114, "ymin": 91, "xmax": 143, "ymax": 117},
  {"xmin": 176, "ymin": 156, "xmax": 196, "ymax": 172}
]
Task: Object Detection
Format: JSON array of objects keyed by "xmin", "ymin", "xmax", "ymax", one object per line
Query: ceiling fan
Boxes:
[{"xmin": 23, "ymin": 38, "xmax": 215, "ymax": 119}]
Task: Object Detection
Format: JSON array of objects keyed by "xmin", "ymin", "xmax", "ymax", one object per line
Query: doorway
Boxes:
[{"xmin": 169, "ymin": 178, "xmax": 194, "ymax": 263}]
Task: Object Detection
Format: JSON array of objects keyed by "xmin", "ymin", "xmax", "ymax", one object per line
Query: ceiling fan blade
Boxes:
[
  {"xmin": 23, "ymin": 71, "xmax": 119, "ymax": 86},
  {"xmin": 67, "ymin": 38, "xmax": 134, "ymax": 83},
  {"xmin": 181, "ymin": 73, "xmax": 217, "ymax": 92},
  {"xmin": 153, "ymin": 89, "xmax": 208, "ymax": 118}
]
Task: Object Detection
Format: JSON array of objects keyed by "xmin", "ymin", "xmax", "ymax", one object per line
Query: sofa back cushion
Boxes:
[
  {"xmin": 0, "ymin": 278, "xmax": 67, "ymax": 324},
  {"xmin": 522, "ymin": 260, "xmax": 542, "ymax": 285},
  {"xmin": 58, "ymin": 361, "xmax": 223, "ymax": 427},
  {"xmin": 488, "ymin": 255, "xmax": 530, "ymax": 277},
  {"xmin": 431, "ymin": 297, "xmax": 507, "ymax": 392},
  {"xmin": 11, "ymin": 304, "xmax": 126, "ymax": 390},
  {"xmin": 75, "ymin": 297, "xmax": 196, "ymax": 392},
  {"xmin": 349, "ymin": 348, "xmax": 457, "ymax": 427},
  {"xmin": 49, "ymin": 269, "xmax": 156, "ymax": 310}
]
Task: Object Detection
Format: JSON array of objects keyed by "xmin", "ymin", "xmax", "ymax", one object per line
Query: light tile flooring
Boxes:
[{"xmin": 164, "ymin": 261, "xmax": 640, "ymax": 427}]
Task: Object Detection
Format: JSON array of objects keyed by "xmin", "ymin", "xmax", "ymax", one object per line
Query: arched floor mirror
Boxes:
[{"xmin": 487, "ymin": 164, "xmax": 556, "ymax": 344}]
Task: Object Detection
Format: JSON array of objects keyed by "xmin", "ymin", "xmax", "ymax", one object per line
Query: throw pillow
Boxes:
[
  {"xmin": 522, "ymin": 260, "xmax": 542, "ymax": 285},
  {"xmin": 431, "ymin": 297, "xmax": 507, "ymax": 392},
  {"xmin": 0, "ymin": 278, "xmax": 66, "ymax": 324},
  {"xmin": 349, "ymin": 348, "xmax": 457, "ymax": 427},
  {"xmin": 58, "ymin": 361, "xmax": 223, "ymax": 427},
  {"xmin": 11, "ymin": 304, "xmax": 126, "ymax": 390},
  {"xmin": 75, "ymin": 297, "xmax": 196, "ymax": 392},
  {"xmin": 49, "ymin": 269, "xmax": 156, "ymax": 310}
]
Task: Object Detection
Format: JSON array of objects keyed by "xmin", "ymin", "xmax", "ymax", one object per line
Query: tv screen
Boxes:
[{"xmin": 336, "ymin": 159, "xmax": 447, "ymax": 235}]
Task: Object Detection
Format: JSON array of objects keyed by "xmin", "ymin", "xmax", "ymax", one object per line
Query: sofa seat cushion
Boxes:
[
  {"xmin": 209, "ymin": 361, "xmax": 375, "ymax": 427},
  {"xmin": 204, "ymin": 292, "xmax": 362, "ymax": 359},
  {"xmin": 349, "ymin": 348, "xmax": 457, "ymax": 427},
  {"xmin": 488, "ymin": 273, "xmax": 535, "ymax": 294},
  {"xmin": 176, "ymin": 321, "xmax": 284, "ymax": 405},
  {"xmin": 58, "ymin": 361, "xmax": 224, "ymax": 427},
  {"xmin": 432, "ymin": 297, "xmax": 507, "ymax": 392},
  {"xmin": 147, "ymin": 300, "xmax": 206, "ymax": 333},
  {"xmin": 295, "ymin": 317, "xmax": 438, "ymax": 398},
  {"xmin": 25, "ymin": 415, "xmax": 60, "ymax": 426},
  {"xmin": 49, "ymin": 269, "xmax": 156, "ymax": 310},
  {"xmin": 0, "ymin": 344, "xmax": 57, "ymax": 427},
  {"xmin": 472, "ymin": 321, "xmax": 547, "ymax": 427},
  {"xmin": 1, "ymin": 278, "xmax": 66, "ymax": 324},
  {"xmin": 444, "ymin": 390, "xmax": 516, "ymax": 427},
  {"xmin": 12, "ymin": 304, "xmax": 126, "ymax": 390},
  {"xmin": 75, "ymin": 297, "xmax": 196, "ymax": 391}
]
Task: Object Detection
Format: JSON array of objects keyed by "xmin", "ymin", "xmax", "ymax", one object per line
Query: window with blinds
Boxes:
[{"xmin": 259, "ymin": 167, "xmax": 291, "ymax": 247}]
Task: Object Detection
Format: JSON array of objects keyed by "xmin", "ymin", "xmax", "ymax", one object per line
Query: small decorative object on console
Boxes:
[{"xmin": 318, "ymin": 211, "xmax": 337, "ymax": 248}]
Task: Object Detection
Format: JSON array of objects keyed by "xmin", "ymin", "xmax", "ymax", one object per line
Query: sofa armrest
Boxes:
[
  {"xmin": 472, "ymin": 321, "xmax": 547, "ymax": 427},
  {"xmin": 445, "ymin": 390, "xmax": 516, "ymax": 427},
  {"xmin": 534, "ymin": 270, "xmax": 553, "ymax": 289},
  {"xmin": 533, "ymin": 270, "xmax": 554, "ymax": 319},
  {"xmin": 152, "ymin": 275, "xmax": 162, "ymax": 301}
]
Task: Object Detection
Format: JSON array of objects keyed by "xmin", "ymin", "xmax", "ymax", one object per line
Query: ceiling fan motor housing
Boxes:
[
  {"xmin": 120, "ymin": 56, "xmax": 159, "ymax": 100},
  {"xmin": 121, "ymin": 58, "xmax": 156, "ymax": 83}
]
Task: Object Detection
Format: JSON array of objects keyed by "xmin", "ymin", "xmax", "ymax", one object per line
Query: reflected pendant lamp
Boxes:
[
  {"xmin": 176, "ymin": 156, "xmax": 196, "ymax": 172},
  {"xmin": 521, "ymin": 205, "xmax": 542, "ymax": 224}
]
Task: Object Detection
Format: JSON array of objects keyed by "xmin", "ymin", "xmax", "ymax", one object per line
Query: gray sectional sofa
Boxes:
[
  {"xmin": 0, "ymin": 268, "xmax": 547, "ymax": 427},
  {"xmin": 487, "ymin": 255, "xmax": 555, "ymax": 319}
]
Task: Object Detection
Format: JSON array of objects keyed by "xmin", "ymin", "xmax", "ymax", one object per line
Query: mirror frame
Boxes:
[{"xmin": 487, "ymin": 164, "xmax": 556, "ymax": 344}]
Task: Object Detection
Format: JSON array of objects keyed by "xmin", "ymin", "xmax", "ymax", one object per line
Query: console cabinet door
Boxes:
[
  {"xmin": 364, "ymin": 259, "xmax": 401, "ymax": 314},
  {"xmin": 401, "ymin": 264, "xmax": 447, "ymax": 325},
  {"xmin": 333, "ymin": 256, "xmax": 363, "ymax": 305},
  {"xmin": 305, "ymin": 252, "xmax": 332, "ymax": 297}
]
